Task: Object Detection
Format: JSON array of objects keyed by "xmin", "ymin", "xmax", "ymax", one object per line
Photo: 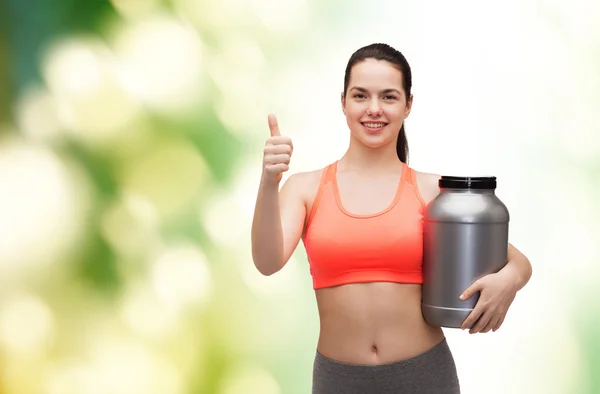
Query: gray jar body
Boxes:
[{"xmin": 422, "ymin": 185, "xmax": 510, "ymax": 328}]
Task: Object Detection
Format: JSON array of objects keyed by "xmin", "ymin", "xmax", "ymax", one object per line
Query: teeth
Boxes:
[{"xmin": 364, "ymin": 123, "xmax": 386, "ymax": 128}]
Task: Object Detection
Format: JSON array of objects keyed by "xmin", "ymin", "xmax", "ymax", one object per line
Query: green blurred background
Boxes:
[{"xmin": 0, "ymin": 0, "xmax": 598, "ymax": 393}]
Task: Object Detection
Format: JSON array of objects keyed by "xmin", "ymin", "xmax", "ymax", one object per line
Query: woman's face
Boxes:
[{"xmin": 342, "ymin": 58, "xmax": 412, "ymax": 149}]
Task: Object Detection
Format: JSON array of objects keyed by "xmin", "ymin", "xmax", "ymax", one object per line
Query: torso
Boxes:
[
  {"xmin": 297, "ymin": 162, "xmax": 444, "ymax": 365},
  {"xmin": 315, "ymin": 283, "xmax": 444, "ymax": 364}
]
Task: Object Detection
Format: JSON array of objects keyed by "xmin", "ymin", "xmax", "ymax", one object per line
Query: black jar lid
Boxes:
[{"xmin": 439, "ymin": 176, "xmax": 497, "ymax": 189}]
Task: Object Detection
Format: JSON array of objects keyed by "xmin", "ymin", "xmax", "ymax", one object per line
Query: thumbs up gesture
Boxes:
[{"xmin": 262, "ymin": 114, "xmax": 293, "ymax": 185}]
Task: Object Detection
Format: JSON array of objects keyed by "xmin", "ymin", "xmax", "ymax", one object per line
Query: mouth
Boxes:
[{"xmin": 361, "ymin": 122, "xmax": 388, "ymax": 133}]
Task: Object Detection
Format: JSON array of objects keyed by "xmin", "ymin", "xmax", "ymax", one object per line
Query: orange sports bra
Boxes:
[{"xmin": 302, "ymin": 160, "xmax": 426, "ymax": 290}]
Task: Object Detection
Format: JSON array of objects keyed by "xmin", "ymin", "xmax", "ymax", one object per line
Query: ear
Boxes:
[
  {"xmin": 341, "ymin": 92, "xmax": 346, "ymax": 115},
  {"xmin": 404, "ymin": 94, "xmax": 413, "ymax": 118}
]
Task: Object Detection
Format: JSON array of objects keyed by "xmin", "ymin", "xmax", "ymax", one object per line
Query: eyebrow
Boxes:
[{"xmin": 349, "ymin": 87, "xmax": 402, "ymax": 95}]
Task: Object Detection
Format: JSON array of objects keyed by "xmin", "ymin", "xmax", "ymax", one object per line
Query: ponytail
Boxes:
[{"xmin": 396, "ymin": 123, "xmax": 409, "ymax": 163}]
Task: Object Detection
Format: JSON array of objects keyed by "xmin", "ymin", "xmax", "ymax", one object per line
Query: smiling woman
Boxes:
[{"xmin": 251, "ymin": 43, "xmax": 532, "ymax": 394}]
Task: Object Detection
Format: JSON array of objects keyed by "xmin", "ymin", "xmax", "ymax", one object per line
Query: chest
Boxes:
[
  {"xmin": 334, "ymin": 172, "xmax": 402, "ymax": 216},
  {"xmin": 304, "ymin": 205, "xmax": 424, "ymax": 273}
]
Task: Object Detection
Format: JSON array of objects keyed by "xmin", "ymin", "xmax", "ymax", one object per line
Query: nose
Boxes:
[{"xmin": 367, "ymin": 99, "xmax": 382, "ymax": 116}]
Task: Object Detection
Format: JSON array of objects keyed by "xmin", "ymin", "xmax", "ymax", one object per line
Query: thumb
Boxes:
[
  {"xmin": 460, "ymin": 278, "xmax": 484, "ymax": 300},
  {"xmin": 268, "ymin": 114, "xmax": 281, "ymax": 137}
]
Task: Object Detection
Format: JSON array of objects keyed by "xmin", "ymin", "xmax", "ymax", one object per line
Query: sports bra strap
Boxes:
[
  {"xmin": 323, "ymin": 162, "xmax": 337, "ymax": 185},
  {"xmin": 405, "ymin": 165, "xmax": 416, "ymax": 187},
  {"xmin": 304, "ymin": 163, "xmax": 335, "ymax": 230}
]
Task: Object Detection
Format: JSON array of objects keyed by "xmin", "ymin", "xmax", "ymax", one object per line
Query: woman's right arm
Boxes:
[
  {"xmin": 251, "ymin": 172, "xmax": 308, "ymax": 276},
  {"xmin": 251, "ymin": 114, "xmax": 307, "ymax": 276}
]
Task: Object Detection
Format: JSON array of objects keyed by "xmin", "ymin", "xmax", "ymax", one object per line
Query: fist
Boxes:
[{"xmin": 263, "ymin": 114, "xmax": 293, "ymax": 184}]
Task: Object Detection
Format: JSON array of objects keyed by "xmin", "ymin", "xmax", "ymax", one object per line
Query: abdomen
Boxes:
[{"xmin": 315, "ymin": 282, "xmax": 445, "ymax": 365}]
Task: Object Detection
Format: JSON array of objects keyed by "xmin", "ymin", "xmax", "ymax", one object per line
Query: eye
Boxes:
[
  {"xmin": 353, "ymin": 93, "xmax": 366, "ymax": 99},
  {"xmin": 383, "ymin": 95, "xmax": 398, "ymax": 100}
]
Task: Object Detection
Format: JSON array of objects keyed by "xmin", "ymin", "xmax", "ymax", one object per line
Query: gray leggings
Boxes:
[{"xmin": 312, "ymin": 339, "xmax": 460, "ymax": 394}]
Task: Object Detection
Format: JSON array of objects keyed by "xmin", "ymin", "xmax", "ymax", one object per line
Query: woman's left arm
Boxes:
[
  {"xmin": 499, "ymin": 243, "xmax": 533, "ymax": 291},
  {"xmin": 459, "ymin": 243, "xmax": 533, "ymax": 333}
]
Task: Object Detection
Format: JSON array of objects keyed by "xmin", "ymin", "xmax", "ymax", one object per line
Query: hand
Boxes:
[
  {"xmin": 262, "ymin": 114, "xmax": 293, "ymax": 184},
  {"xmin": 459, "ymin": 271, "xmax": 518, "ymax": 334}
]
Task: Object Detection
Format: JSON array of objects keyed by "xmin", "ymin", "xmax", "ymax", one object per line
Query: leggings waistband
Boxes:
[{"xmin": 314, "ymin": 338, "xmax": 451, "ymax": 378}]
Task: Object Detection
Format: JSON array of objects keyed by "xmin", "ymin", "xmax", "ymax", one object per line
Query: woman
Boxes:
[{"xmin": 251, "ymin": 43, "xmax": 532, "ymax": 393}]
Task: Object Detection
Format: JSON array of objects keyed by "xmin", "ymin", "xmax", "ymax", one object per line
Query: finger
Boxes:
[
  {"xmin": 268, "ymin": 114, "xmax": 281, "ymax": 137},
  {"xmin": 460, "ymin": 278, "xmax": 484, "ymax": 301},
  {"xmin": 469, "ymin": 312, "xmax": 492, "ymax": 334},
  {"xmin": 264, "ymin": 142, "xmax": 293, "ymax": 155},
  {"xmin": 461, "ymin": 303, "xmax": 484, "ymax": 330},
  {"xmin": 264, "ymin": 163, "xmax": 289, "ymax": 173},
  {"xmin": 265, "ymin": 154, "xmax": 291, "ymax": 165},
  {"xmin": 480, "ymin": 316, "xmax": 499, "ymax": 334},
  {"xmin": 492, "ymin": 315, "xmax": 505, "ymax": 332}
]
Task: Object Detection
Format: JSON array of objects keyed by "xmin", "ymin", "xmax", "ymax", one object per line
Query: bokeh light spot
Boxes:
[
  {"xmin": 120, "ymin": 280, "xmax": 179, "ymax": 340},
  {"xmin": 113, "ymin": 16, "xmax": 205, "ymax": 115},
  {"xmin": 119, "ymin": 140, "xmax": 209, "ymax": 219},
  {"xmin": 91, "ymin": 340, "xmax": 184, "ymax": 394},
  {"xmin": 0, "ymin": 143, "xmax": 88, "ymax": 282},
  {"xmin": 100, "ymin": 191, "xmax": 160, "ymax": 260},
  {"xmin": 41, "ymin": 37, "xmax": 141, "ymax": 144},
  {"xmin": 0, "ymin": 293, "xmax": 55, "ymax": 357},
  {"xmin": 150, "ymin": 243, "xmax": 213, "ymax": 311},
  {"xmin": 218, "ymin": 363, "xmax": 281, "ymax": 394}
]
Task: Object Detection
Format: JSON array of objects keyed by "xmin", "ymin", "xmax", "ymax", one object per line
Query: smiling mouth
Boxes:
[{"xmin": 362, "ymin": 122, "xmax": 388, "ymax": 128}]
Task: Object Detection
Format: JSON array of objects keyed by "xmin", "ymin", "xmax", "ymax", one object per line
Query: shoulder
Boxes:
[
  {"xmin": 411, "ymin": 168, "xmax": 442, "ymax": 206},
  {"xmin": 281, "ymin": 167, "xmax": 326, "ymax": 202},
  {"xmin": 283, "ymin": 168, "xmax": 323, "ymax": 189}
]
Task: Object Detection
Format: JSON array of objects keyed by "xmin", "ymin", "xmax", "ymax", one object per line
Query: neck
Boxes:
[{"xmin": 339, "ymin": 135, "xmax": 402, "ymax": 174}]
